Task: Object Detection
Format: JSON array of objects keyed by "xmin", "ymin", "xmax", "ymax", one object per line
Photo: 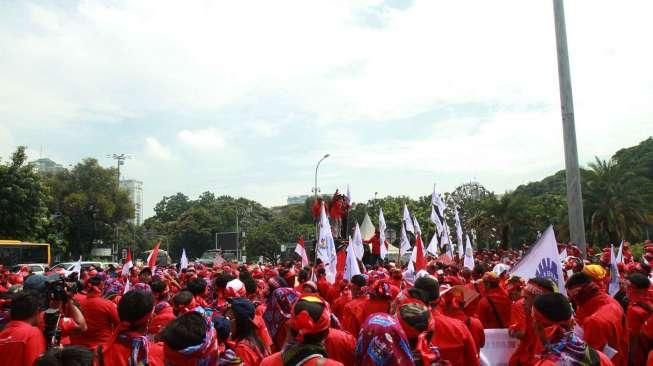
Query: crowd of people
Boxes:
[{"xmin": 0, "ymin": 238, "xmax": 653, "ymax": 366}]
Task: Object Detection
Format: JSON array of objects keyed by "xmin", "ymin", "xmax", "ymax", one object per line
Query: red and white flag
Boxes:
[
  {"xmin": 121, "ymin": 249, "xmax": 133, "ymax": 277},
  {"xmin": 295, "ymin": 235, "xmax": 309, "ymax": 267},
  {"xmin": 414, "ymin": 233, "xmax": 427, "ymax": 272},
  {"xmin": 147, "ymin": 242, "xmax": 161, "ymax": 270},
  {"xmin": 213, "ymin": 253, "xmax": 225, "ymax": 267}
]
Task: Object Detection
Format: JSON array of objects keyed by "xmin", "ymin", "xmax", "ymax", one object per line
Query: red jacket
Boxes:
[
  {"xmin": 477, "ymin": 287, "xmax": 511, "ymax": 329},
  {"xmin": 341, "ymin": 296, "xmax": 390, "ymax": 337},
  {"xmin": 534, "ymin": 350, "xmax": 613, "ymax": 366},
  {"xmin": 0, "ymin": 320, "xmax": 46, "ymax": 366},
  {"xmin": 70, "ymin": 293, "xmax": 120, "ymax": 350},
  {"xmin": 102, "ymin": 336, "xmax": 165, "ymax": 366},
  {"xmin": 324, "ymin": 328, "xmax": 356, "ymax": 366},
  {"xmin": 576, "ymin": 293, "xmax": 628, "ymax": 366},
  {"xmin": 428, "ymin": 309, "xmax": 480, "ymax": 366},
  {"xmin": 508, "ymin": 299, "xmax": 543, "ymax": 366},
  {"xmin": 149, "ymin": 302, "xmax": 176, "ymax": 335},
  {"xmin": 260, "ymin": 352, "xmax": 344, "ymax": 366},
  {"xmin": 440, "ymin": 305, "xmax": 485, "ymax": 351}
]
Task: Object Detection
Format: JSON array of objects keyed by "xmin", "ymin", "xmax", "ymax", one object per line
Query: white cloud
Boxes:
[
  {"xmin": 144, "ymin": 137, "xmax": 173, "ymax": 161},
  {"xmin": 177, "ymin": 128, "xmax": 225, "ymax": 151},
  {"xmin": 248, "ymin": 121, "xmax": 280, "ymax": 138}
]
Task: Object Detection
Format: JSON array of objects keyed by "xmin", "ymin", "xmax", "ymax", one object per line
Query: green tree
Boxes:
[
  {"xmin": 0, "ymin": 146, "xmax": 49, "ymax": 240},
  {"xmin": 584, "ymin": 157, "xmax": 651, "ymax": 244},
  {"xmin": 245, "ymin": 217, "xmax": 313, "ymax": 263},
  {"xmin": 45, "ymin": 159, "xmax": 134, "ymax": 256}
]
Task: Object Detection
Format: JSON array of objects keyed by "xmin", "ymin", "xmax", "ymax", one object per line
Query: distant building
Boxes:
[
  {"xmin": 287, "ymin": 195, "xmax": 309, "ymax": 205},
  {"xmin": 120, "ymin": 179, "xmax": 143, "ymax": 225},
  {"xmin": 32, "ymin": 158, "xmax": 65, "ymax": 174}
]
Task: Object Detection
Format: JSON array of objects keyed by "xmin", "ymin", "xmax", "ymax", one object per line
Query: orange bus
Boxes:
[{"xmin": 0, "ymin": 240, "xmax": 51, "ymax": 266}]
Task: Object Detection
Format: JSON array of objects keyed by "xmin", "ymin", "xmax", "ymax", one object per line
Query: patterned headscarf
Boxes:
[
  {"xmin": 263, "ymin": 288, "xmax": 300, "ymax": 339},
  {"xmin": 164, "ymin": 309, "xmax": 219, "ymax": 366},
  {"xmin": 355, "ymin": 313, "xmax": 414, "ymax": 366}
]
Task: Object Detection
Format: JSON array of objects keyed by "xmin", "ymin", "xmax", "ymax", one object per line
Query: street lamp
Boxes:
[{"xmin": 313, "ymin": 154, "xmax": 330, "ymax": 202}]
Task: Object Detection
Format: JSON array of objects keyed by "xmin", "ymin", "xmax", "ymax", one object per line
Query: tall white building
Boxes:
[{"xmin": 120, "ymin": 179, "xmax": 143, "ymax": 225}]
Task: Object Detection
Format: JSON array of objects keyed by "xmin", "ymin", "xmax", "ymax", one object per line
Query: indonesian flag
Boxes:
[
  {"xmin": 121, "ymin": 249, "xmax": 133, "ymax": 277},
  {"xmin": 379, "ymin": 208, "xmax": 388, "ymax": 260},
  {"xmin": 295, "ymin": 235, "xmax": 309, "ymax": 267},
  {"xmin": 147, "ymin": 242, "xmax": 161, "ymax": 269},
  {"xmin": 413, "ymin": 232, "xmax": 427, "ymax": 271}
]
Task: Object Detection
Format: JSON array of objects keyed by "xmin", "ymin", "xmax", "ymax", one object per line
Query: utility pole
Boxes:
[
  {"xmin": 106, "ymin": 153, "xmax": 132, "ymax": 261},
  {"xmin": 552, "ymin": 0, "xmax": 587, "ymax": 256}
]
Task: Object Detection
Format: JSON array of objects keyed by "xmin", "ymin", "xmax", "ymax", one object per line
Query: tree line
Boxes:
[{"xmin": 1, "ymin": 137, "xmax": 651, "ymax": 262}]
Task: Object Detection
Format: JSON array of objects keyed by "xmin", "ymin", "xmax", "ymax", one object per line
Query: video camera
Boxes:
[{"xmin": 45, "ymin": 274, "xmax": 70, "ymax": 302}]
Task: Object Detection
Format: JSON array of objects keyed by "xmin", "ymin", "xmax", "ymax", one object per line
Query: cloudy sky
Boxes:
[{"xmin": 1, "ymin": 0, "xmax": 651, "ymax": 218}]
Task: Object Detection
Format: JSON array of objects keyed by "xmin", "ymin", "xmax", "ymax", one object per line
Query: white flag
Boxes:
[
  {"xmin": 180, "ymin": 248, "xmax": 189, "ymax": 270},
  {"xmin": 615, "ymin": 240, "xmax": 624, "ymax": 264},
  {"xmin": 346, "ymin": 184, "xmax": 352, "ymax": 205},
  {"xmin": 352, "ymin": 223, "xmax": 364, "ymax": 261},
  {"xmin": 344, "ymin": 236, "xmax": 361, "ymax": 281},
  {"xmin": 608, "ymin": 244, "xmax": 620, "ymax": 297},
  {"xmin": 431, "ymin": 184, "xmax": 446, "ymax": 216},
  {"xmin": 430, "ymin": 205, "xmax": 443, "ymax": 234},
  {"xmin": 454, "ymin": 208, "xmax": 464, "ymax": 254},
  {"xmin": 413, "ymin": 216, "xmax": 422, "ymax": 235},
  {"xmin": 426, "ymin": 231, "xmax": 440, "ymax": 256},
  {"xmin": 403, "ymin": 204, "xmax": 415, "ymax": 234},
  {"xmin": 510, "ymin": 226, "xmax": 566, "ymax": 295},
  {"xmin": 379, "ymin": 208, "xmax": 388, "ymax": 260},
  {"xmin": 463, "ymin": 234, "xmax": 475, "ymax": 270},
  {"xmin": 360, "ymin": 212, "xmax": 375, "ymax": 241},
  {"xmin": 71, "ymin": 256, "xmax": 82, "ymax": 276},
  {"xmin": 124, "ymin": 279, "xmax": 131, "ymax": 294},
  {"xmin": 399, "ymin": 225, "xmax": 411, "ymax": 256},
  {"xmin": 317, "ymin": 202, "xmax": 338, "ymax": 283}
]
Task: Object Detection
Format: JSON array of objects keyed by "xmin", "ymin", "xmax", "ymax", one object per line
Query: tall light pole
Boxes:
[
  {"xmin": 107, "ymin": 153, "xmax": 132, "ymax": 261},
  {"xmin": 552, "ymin": 0, "xmax": 587, "ymax": 256},
  {"xmin": 313, "ymin": 154, "xmax": 330, "ymax": 202}
]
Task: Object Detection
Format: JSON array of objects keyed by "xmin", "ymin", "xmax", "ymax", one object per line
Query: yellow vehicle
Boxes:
[{"xmin": 0, "ymin": 240, "xmax": 51, "ymax": 266}]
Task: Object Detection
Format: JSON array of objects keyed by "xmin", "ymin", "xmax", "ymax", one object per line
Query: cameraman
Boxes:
[
  {"xmin": 0, "ymin": 292, "xmax": 46, "ymax": 366},
  {"xmin": 35, "ymin": 274, "xmax": 87, "ymax": 347}
]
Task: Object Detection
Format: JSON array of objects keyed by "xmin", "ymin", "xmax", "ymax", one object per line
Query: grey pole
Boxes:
[
  {"xmin": 236, "ymin": 211, "xmax": 240, "ymax": 263},
  {"xmin": 552, "ymin": 0, "xmax": 587, "ymax": 256}
]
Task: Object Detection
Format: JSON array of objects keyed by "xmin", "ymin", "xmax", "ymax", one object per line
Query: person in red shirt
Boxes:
[
  {"xmin": 566, "ymin": 271, "xmax": 627, "ymax": 366},
  {"xmin": 355, "ymin": 313, "xmax": 414, "ymax": 366},
  {"xmin": 341, "ymin": 274, "xmax": 370, "ymax": 336},
  {"xmin": 226, "ymin": 297, "xmax": 271, "ymax": 366},
  {"xmin": 412, "ymin": 275, "xmax": 480, "ymax": 366},
  {"xmin": 160, "ymin": 310, "xmax": 219, "ymax": 366},
  {"xmin": 149, "ymin": 279, "xmax": 176, "ymax": 336},
  {"xmin": 439, "ymin": 284, "xmax": 485, "ymax": 351},
  {"xmin": 363, "ymin": 229, "xmax": 387, "ymax": 266},
  {"xmin": 0, "ymin": 292, "xmax": 46, "ymax": 366},
  {"xmin": 69, "ymin": 275, "xmax": 120, "ymax": 350},
  {"xmin": 624, "ymin": 273, "xmax": 653, "ymax": 365},
  {"xmin": 260, "ymin": 295, "xmax": 343, "ymax": 366},
  {"xmin": 477, "ymin": 271, "xmax": 511, "ymax": 329},
  {"xmin": 532, "ymin": 293, "xmax": 613, "ymax": 366},
  {"xmin": 508, "ymin": 277, "xmax": 555, "ymax": 366},
  {"xmin": 101, "ymin": 290, "xmax": 165, "ymax": 366}
]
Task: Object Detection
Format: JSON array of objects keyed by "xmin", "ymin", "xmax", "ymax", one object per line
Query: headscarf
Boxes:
[
  {"xmin": 354, "ymin": 313, "xmax": 414, "ymax": 366},
  {"xmin": 582, "ymin": 264, "xmax": 606, "ymax": 281},
  {"xmin": 225, "ymin": 279, "xmax": 246, "ymax": 298},
  {"xmin": 164, "ymin": 309, "xmax": 219, "ymax": 366},
  {"xmin": 112, "ymin": 311, "xmax": 154, "ymax": 366},
  {"xmin": 133, "ymin": 282, "xmax": 152, "ymax": 293},
  {"xmin": 263, "ymin": 288, "xmax": 300, "ymax": 339},
  {"xmin": 281, "ymin": 295, "xmax": 331, "ymax": 366}
]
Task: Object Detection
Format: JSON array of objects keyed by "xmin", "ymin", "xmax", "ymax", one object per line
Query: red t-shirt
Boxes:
[
  {"xmin": 260, "ymin": 351, "xmax": 344, "ymax": 366},
  {"xmin": 0, "ymin": 320, "xmax": 46, "ymax": 366},
  {"xmin": 324, "ymin": 328, "xmax": 356, "ymax": 366},
  {"xmin": 429, "ymin": 310, "xmax": 480, "ymax": 366},
  {"xmin": 477, "ymin": 287, "xmax": 511, "ymax": 329},
  {"xmin": 70, "ymin": 293, "xmax": 120, "ymax": 349},
  {"xmin": 102, "ymin": 337, "xmax": 165, "ymax": 366},
  {"xmin": 149, "ymin": 303, "xmax": 176, "ymax": 335}
]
